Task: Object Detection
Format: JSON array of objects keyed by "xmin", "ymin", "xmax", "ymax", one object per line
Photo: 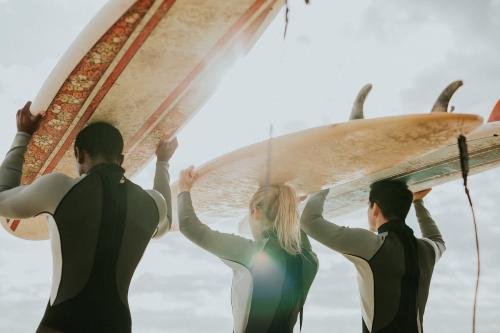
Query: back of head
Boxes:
[
  {"xmin": 250, "ymin": 184, "xmax": 301, "ymax": 255},
  {"xmin": 369, "ymin": 179, "xmax": 413, "ymax": 221},
  {"xmin": 75, "ymin": 122, "xmax": 124, "ymax": 162}
]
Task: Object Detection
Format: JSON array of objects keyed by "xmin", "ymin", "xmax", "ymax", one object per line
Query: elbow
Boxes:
[
  {"xmin": 178, "ymin": 215, "xmax": 189, "ymax": 235},
  {"xmin": 300, "ymin": 216, "xmax": 320, "ymax": 236},
  {"xmin": 439, "ymin": 240, "xmax": 446, "ymax": 255}
]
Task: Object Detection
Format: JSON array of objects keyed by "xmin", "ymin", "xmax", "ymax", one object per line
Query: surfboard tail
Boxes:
[{"xmin": 488, "ymin": 100, "xmax": 500, "ymax": 122}]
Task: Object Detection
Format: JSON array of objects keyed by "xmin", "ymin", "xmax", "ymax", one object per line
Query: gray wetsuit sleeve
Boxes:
[
  {"xmin": 149, "ymin": 161, "xmax": 172, "ymax": 239},
  {"xmin": 414, "ymin": 199, "xmax": 446, "ymax": 261},
  {"xmin": 0, "ymin": 132, "xmax": 31, "ymax": 191},
  {"xmin": 0, "ymin": 132, "xmax": 74, "ymax": 219},
  {"xmin": 178, "ymin": 191, "xmax": 256, "ymax": 265},
  {"xmin": 301, "ymin": 190, "xmax": 382, "ymax": 260}
]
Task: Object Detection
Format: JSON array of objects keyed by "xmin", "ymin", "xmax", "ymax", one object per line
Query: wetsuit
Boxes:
[
  {"xmin": 0, "ymin": 132, "xmax": 172, "ymax": 333},
  {"xmin": 301, "ymin": 190, "xmax": 445, "ymax": 333},
  {"xmin": 178, "ymin": 192, "xmax": 319, "ymax": 333}
]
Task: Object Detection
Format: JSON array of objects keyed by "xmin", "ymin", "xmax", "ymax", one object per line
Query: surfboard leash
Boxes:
[
  {"xmin": 262, "ymin": 124, "xmax": 275, "ymax": 215},
  {"xmin": 458, "ymin": 134, "xmax": 481, "ymax": 333},
  {"xmin": 283, "ymin": 0, "xmax": 310, "ymax": 39},
  {"xmin": 265, "ymin": 124, "xmax": 274, "ymax": 188}
]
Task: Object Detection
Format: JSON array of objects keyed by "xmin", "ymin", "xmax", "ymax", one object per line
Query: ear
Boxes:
[
  {"xmin": 252, "ymin": 207, "xmax": 262, "ymax": 221},
  {"xmin": 74, "ymin": 147, "xmax": 85, "ymax": 164},
  {"xmin": 372, "ymin": 202, "xmax": 381, "ymax": 218}
]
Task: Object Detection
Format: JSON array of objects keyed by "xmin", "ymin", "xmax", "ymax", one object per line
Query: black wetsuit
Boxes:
[
  {"xmin": 301, "ymin": 190, "xmax": 445, "ymax": 333},
  {"xmin": 39, "ymin": 165, "xmax": 132, "ymax": 332},
  {"xmin": 0, "ymin": 133, "xmax": 172, "ymax": 333},
  {"xmin": 178, "ymin": 192, "xmax": 319, "ymax": 333}
]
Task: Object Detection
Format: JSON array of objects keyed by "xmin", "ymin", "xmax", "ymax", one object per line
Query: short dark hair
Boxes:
[
  {"xmin": 369, "ymin": 179, "xmax": 413, "ymax": 221},
  {"xmin": 74, "ymin": 122, "xmax": 123, "ymax": 160}
]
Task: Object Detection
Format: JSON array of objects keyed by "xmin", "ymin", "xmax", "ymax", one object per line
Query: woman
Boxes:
[{"xmin": 177, "ymin": 166, "xmax": 319, "ymax": 333}]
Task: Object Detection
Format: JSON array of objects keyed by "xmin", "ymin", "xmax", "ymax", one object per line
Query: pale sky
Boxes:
[{"xmin": 1, "ymin": 0, "xmax": 500, "ymax": 332}]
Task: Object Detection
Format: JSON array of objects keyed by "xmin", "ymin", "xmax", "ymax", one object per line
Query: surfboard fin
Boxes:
[
  {"xmin": 431, "ymin": 80, "xmax": 463, "ymax": 113},
  {"xmin": 350, "ymin": 83, "xmax": 373, "ymax": 120},
  {"xmin": 488, "ymin": 100, "xmax": 500, "ymax": 122}
]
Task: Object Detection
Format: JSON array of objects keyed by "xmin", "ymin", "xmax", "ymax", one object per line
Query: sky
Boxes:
[{"xmin": 1, "ymin": 0, "xmax": 500, "ymax": 332}]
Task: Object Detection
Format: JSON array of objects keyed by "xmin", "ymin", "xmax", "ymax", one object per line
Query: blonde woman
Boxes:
[{"xmin": 178, "ymin": 167, "xmax": 319, "ymax": 333}]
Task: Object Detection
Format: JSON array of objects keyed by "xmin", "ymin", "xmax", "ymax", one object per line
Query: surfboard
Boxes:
[
  {"xmin": 324, "ymin": 122, "xmax": 500, "ymax": 218},
  {"xmin": 183, "ymin": 113, "xmax": 482, "ymax": 224},
  {"xmin": 1, "ymin": 0, "xmax": 285, "ymax": 240},
  {"xmin": 321, "ymin": 107, "xmax": 500, "ymax": 219}
]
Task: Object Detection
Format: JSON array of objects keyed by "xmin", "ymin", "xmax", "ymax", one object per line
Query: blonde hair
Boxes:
[{"xmin": 250, "ymin": 184, "xmax": 301, "ymax": 255}]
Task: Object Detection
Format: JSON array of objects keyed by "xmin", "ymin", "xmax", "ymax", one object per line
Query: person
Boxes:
[
  {"xmin": 0, "ymin": 102, "xmax": 178, "ymax": 333},
  {"xmin": 177, "ymin": 166, "xmax": 319, "ymax": 333},
  {"xmin": 301, "ymin": 180, "xmax": 445, "ymax": 333}
]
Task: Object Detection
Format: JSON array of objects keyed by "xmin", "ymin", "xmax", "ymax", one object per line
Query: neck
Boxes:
[
  {"xmin": 82, "ymin": 159, "xmax": 120, "ymax": 175},
  {"xmin": 376, "ymin": 217, "xmax": 390, "ymax": 230},
  {"xmin": 377, "ymin": 218, "xmax": 406, "ymax": 233}
]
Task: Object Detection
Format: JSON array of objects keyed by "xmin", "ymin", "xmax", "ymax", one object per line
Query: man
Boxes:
[
  {"xmin": 301, "ymin": 179, "xmax": 445, "ymax": 333},
  {"xmin": 0, "ymin": 102, "xmax": 177, "ymax": 332}
]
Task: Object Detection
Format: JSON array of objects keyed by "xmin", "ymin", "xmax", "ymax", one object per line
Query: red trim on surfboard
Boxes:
[
  {"xmin": 41, "ymin": 0, "xmax": 268, "ymax": 175},
  {"xmin": 124, "ymin": 0, "xmax": 269, "ymax": 153},
  {"xmin": 121, "ymin": 0, "xmax": 277, "ymax": 174},
  {"xmin": 240, "ymin": 0, "xmax": 277, "ymax": 50},
  {"xmin": 10, "ymin": 219, "xmax": 21, "ymax": 231},
  {"xmin": 488, "ymin": 100, "xmax": 500, "ymax": 122},
  {"xmin": 42, "ymin": 0, "xmax": 177, "ymax": 176}
]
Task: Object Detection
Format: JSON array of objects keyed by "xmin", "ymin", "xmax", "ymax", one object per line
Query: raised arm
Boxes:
[
  {"xmin": 177, "ymin": 167, "xmax": 256, "ymax": 266},
  {"xmin": 301, "ymin": 189, "xmax": 383, "ymax": 260},
  {"xmin": 413, "ymin": 194, "xmax": 446, "ymax": 262},
  {"xmin": 149, "ymin": 139, "xmax": 177, "ymax": 239},
  {"xmin": 0, "ymin": 102, "xmax": 73, "ymax": 222}
]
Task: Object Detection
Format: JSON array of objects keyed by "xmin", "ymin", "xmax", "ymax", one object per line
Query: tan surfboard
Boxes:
[
  {"xmin": 322, "ymin": 102, "xmax": 500, "ymax": 219},
  {"xmin": 183, "ymin": 112, "xmax": 482, "ymax": 225},
  {"xmin": 1, "ymin": 0, "xmax": 285, "ymax": 240}
]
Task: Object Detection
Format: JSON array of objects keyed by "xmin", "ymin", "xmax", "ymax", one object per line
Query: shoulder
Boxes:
[
  {"xmin": 145, "ymin": 189, "xmax": 167, "ymax": 220},
  {"xmin": 417, "ymin": 237, "xmax": 442, "ymax": 261},
  {"xmin": 32, "ymin": 172, "xmax": 79, "ymax": 191}
]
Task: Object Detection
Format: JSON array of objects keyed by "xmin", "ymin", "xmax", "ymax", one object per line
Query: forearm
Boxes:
[
  {"xmin": 0, "ymin": 132, "xmax": 31, "ymax": 191},
  {"xmin": 301, "ymin": 190, "xmax": 336, "ymax": 244},
  {"xmin": 414, "ymin": 200, "xmax": 444, "ymax": 241},
  {"xmin": 178, "ymin": 191, "xmax": 209, "ymax": 242},
  {"xmin": 301, "ymin": 190, "xmax": 345, "ymax": 247},
  {"xmin": 178, "ymin": 191, "xmax": 254, "ymax": 263},
  {"xmin": 414, "ymin": 199, "xmax": 446, "ymax": 255},
  {"xmin": 301, "ymin": 190, "xmax": 381, "ymax": 259},
  {"xmin": 152, "ymin": 160, "xmax": 172, "ymax": 236}
]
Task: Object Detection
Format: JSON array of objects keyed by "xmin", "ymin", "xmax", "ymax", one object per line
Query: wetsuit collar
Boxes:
[
  {"xmin": 378, "ymin": 219, "xmax": 409, "ymax": 234},
  {"xmin": 261, "ymin": 228, "xmax": 278, "ymax": 240},
  {"xmin": 87, "ymin": 163, "xmax": 125, "ymax": 176}
]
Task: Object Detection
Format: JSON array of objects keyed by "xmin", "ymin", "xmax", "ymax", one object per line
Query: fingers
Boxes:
[
  {"xmin": 180, "ymin": 166, "xmax": 197, "ymax": 180},
  {"xmin": 413, "ymin": 188, "xmax": 432, "ymax": 201},
  {"xmin": 170, "ymin": 137, "xmax": 178, "ymax": 146},
  {"xmin": 180, "ymin": 166, "xmax": 194, "ymax": 177},
  {"xmin": 22, "ymin": 101, "xmax": 32, "ymax": 113},
  {"xmin": 32, "ymin": 112, "xmax": 43, "ymax": 121}
]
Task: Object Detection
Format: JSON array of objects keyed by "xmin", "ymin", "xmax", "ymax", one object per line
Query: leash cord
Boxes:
[{"xmin": 458, "ymin": 135, "xmax": 480, "ymax": 333}]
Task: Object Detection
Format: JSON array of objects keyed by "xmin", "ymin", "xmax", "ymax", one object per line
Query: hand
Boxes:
[
  {"xmin": 179, "ymin": 166, "xmax": 198, "ymax": 193},
  {"xmin": 16, "ymin": 101, "xmax": 42, "ymax": 135},
  {"xmin": 156, "ymin": 137, "xmax": 178, "ymax": 162},
  {"xmin": 413, "ymin": 188, "xmax": 432, "ymax": 201}
]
